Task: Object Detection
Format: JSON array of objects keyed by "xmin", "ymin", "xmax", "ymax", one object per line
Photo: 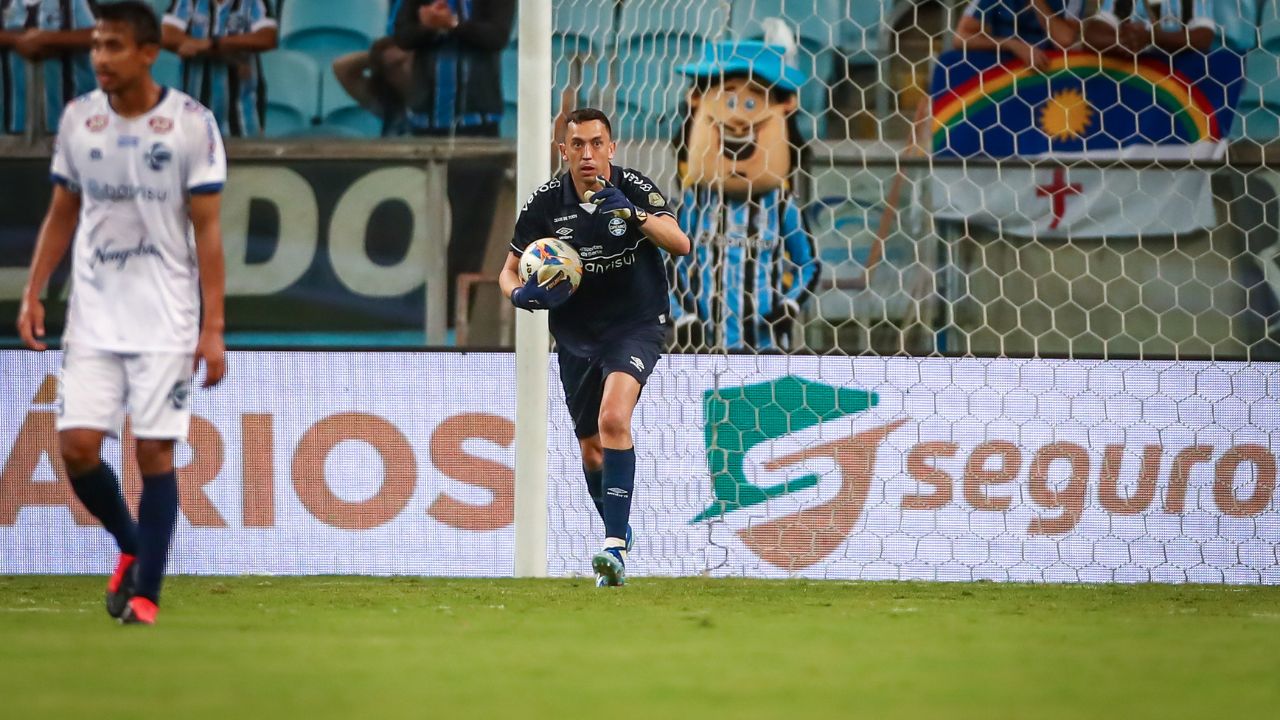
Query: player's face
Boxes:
[
  {"xmin": 684, "ymin": 77, "xmax": 797, "ymax": 197},
  {"xmin": 91, "ymin": 20, "xmax": 159, "ymax": 94},
  {"xmin": 560, "ymin": 120, "xmax": 616, "ymax": 188}
]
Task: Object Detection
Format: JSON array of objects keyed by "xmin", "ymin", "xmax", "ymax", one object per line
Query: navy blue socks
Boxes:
[
  {"xmin": 601, "ymin": 448, "xmax": 635, "ymax": 541},
  {"xmin": 135, "ymin": 471, "xmax": 179, "ymax": 604},
  {"xmin": 68, "ymin": 463, "xmax": 138, "ymax": 556},
  {"xmin": 583, "ymin": 466, "xmax": 605, "ymax": 520}
]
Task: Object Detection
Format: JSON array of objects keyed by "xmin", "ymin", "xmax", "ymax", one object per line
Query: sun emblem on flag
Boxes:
[{"xmin": 1039, "ymin": 88, "xmax": 1093, "ymax": 142}]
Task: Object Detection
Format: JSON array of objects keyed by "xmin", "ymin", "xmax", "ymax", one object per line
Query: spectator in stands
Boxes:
[
  {"xmin": 0, "ymin": 0, "xmax": 97, "ymax": 133},
  {"xmin": 1084, "ymin": 0, "xmax": 1217, "ymax": 55},
  {"xmin": 332, "ymin": 37, "xmax": 413, "ymax": 136},
  {"xmin": 161, "ymin": 0, "xmax": 279, "ymax": 137},
  {"xmin": 332, "ymin": 1, "xmax": 412, "ymax": 136},
  {"xmin": 954, "ymin": 0, "xmax": 1084, "ymax": 69},
  {"xmin": 393, "ymin": 0, "xmax": 515, "ymax": 329},
  {"xmin": 393, "ymin": 0, "xmax": 512, "ymax": 137},
  {"xmin": 0, "ymin": 0, "xmax": 24, "ymax": 133}
]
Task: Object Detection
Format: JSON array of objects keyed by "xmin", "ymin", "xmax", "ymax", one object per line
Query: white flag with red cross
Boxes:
[{"xmin": 926, "ymin": 50, "xmax": 1243, "ymax": 238}]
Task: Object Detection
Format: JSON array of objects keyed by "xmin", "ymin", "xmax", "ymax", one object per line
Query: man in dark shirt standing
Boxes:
[
  {"xmin": 501, "ymin": 108, "xmax": 691, "ymax": 587},
  {"xmin": 395, "ymin": 0, "xmax": 514, "ymax": 330},
  {"xmin": 393, "ymin": 0, "xmax": 511, "ymax": 137}
]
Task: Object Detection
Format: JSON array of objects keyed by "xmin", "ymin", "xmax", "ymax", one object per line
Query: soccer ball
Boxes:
[{"xmin": 518, "ymin": 237, "xmax": 584, "ymax": 293}]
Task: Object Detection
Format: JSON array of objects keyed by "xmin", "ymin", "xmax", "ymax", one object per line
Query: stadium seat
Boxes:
[
  {"xmin": 1216, "ymin": 0, "xmax": 1260, "ymax": 52},
  {"xmin": 1233, "ymin": 42, "xmax": 1280, "ymax": 140},
  {"xmin": 503, "ymin": 3, "xmax": 606, "ymax": 139},
  {"xmin": 728, "ymin": 0, "xmax": 841, "ymax": 138},
  {"xmin": 554, "ymin": 1, "xmax": 613, "ymax": 51},
  {"xmin": 153, "ymin": 50, "xmax": 182, "ymax": 89},
  {"xmin": 1258, "ymin": 0, "xmax": 1280, "ymax": 51},
  {"xmin": 261, "ymin": 50, "xmax": 320, "ymax": 137},
  {"xmin": 731, "ymin": 0, "xmax": 841, "ymax": 49},
  {"xmin": 841, "ymin": 0, "xmax": 889, "ymax": 64},
  {"xmin": 501, "ymin": 41, "xmax": 523, "ymax": 139},
  {"xmin": 320, "ymin": 70, "xmax": 382, "ymax": 137},
  {"xmin": 615, "ymin": 0, "xmax": 729, "ymax": 142},
  {"xmin": 281, "ymin": 0, "xmax": 389, "ymax": 66}
]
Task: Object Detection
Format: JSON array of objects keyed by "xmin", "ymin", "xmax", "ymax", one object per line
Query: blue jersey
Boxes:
[
  {"xmin": 1095, "ymin": 0, "xmax": 1216, "ymax": 33},
  {"xmin": 671, "ymin": 187, "xmax": 820, "ymax": 352},
  {"xmin": 1, "ymin": 0, "xmax": 96, "ymax": 134},
  {"xmin": 962, "ymin": 0, "xmax": 1084, "ymax": 46},
  {"xmin": 0, "ymin": 0, "xmax": 22, "ymax": 133},
  {"xmin": 387, "ymin": 0, "xmax": 402, "ymax": 36},
  {"xmin": 511, "ymin": 165, "xmax": 675, "ymax": 357},
  {"xmin": 394, "ymin": 0, "xmax": 513, "ymax": 135},
  {"xmin": 163, "ymin": 0, "xmax": 277, "ymax": 137}
]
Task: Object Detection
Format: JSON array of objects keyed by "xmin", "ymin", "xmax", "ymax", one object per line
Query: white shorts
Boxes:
[{"xmin": 56, "ymin": 346, "xmax": 195, "ymax": 440}]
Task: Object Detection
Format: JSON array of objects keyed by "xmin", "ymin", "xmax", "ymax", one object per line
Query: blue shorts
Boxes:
[{"xmin": 556, "ymin": 321, "xmax": 666, "ymax": 439}]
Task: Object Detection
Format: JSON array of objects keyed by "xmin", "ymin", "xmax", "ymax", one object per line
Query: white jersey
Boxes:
[{"xmin": 51, "ymin": 87, "xmax": 227, "ymax": 353}]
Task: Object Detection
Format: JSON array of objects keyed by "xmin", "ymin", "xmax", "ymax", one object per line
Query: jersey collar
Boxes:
[{"xmin": 107, "ymin": 86, "xmax": 169, "ymax": 121}]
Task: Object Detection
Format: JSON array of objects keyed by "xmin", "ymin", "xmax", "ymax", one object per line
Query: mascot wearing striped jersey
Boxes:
[{"xmin": 670, "ymin": 39, "xmax": 820, "ymax": 352}]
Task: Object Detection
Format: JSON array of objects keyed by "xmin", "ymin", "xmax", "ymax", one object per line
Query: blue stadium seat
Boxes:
[
  {"xmin": 153, "ymin": 50, "xmax": 182, "ymax": 89},
  {"xmin": 731, "ymin": 0, "xmax": 841, "ymax": 49},
  {"xmin": 1233, "ymin": 42, "xmax": 1280, "ymax": 140},
  {"xmin": 1257, "ymin": 0, "xmax": 1280, "ymax": 52},
  {"xmin": 502, "ymin": 3, "xmax": 607, "ymax": 139},
  {"xmin": 615, "ymin": 0, "xmax": 729, "ymax": 142},
  {"xmin": 320, "ymin": 69, "xmax": 382, "ymax": 137},
  {"xmin": 1216, "ymin": 0, "xmax": 1260, "ymax": 52},
  {"xmin": 261, "ymin": 50, "xmax": 320, "ymax": 137},
  {"xmin": 554, "ymin": 1, "xmax": 613, "ymax": 51},
  {"xmin": 502, "ymin": 44, "xmax": 518, "ymax": 138},
  {"xmin": 281, "ymin": 0, "xmax": 389, "ymax": 66},
  {"xmin": 552, "ymin": 0, "xmax": 610, "ymax": 105},
  {"xmin": 728, "ymin": 0, "xmax": 841, "ymax": 138},
  {"xmin": 841, "ymin": 0, "xmax": 889, "ymax": 64}
]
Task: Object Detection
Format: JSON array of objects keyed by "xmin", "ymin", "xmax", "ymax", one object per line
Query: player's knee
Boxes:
[
  {"xmin": 59, "ymin": 439, "xmax": 100, "ymax": 477},
  {"xmin": 134, "ymin": 439, "xmax": 175, "ymax": 476},
  {"xmin": 58, "ymin": 430, "xmax": 103, "ymax": 475},
  {"xmin": 580, "ymin": 437, "xmax": 604, "ymax": 469},
  {"xmin": 597, "ymin": 408, "xmax": 631, "ymax": 442}
]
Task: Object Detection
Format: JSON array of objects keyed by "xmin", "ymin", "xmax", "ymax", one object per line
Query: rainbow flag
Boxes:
[
  {"xmin": 930, "ymin": 50, "xmax": 1244, "ymax": 158},
  {"xmin": 928, "ymin": 50, "xmax": 1244, "ymax": 237}
]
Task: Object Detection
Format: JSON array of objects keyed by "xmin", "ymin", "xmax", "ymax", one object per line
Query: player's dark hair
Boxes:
[
  {"xmin": 566, "ymin": 108, "xmax": 613, "ymax": 139},
  {"xmin": 94, "ymin": 2, "xmax": 163, "ymax": 47}
]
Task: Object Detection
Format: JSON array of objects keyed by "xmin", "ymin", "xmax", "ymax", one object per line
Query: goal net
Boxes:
[{"xmin": 539, "ymin": 0, "xmax": 1280, "ymax": 583}]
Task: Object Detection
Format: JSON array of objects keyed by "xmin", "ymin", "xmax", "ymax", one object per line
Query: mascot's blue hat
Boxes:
[{"xmin": 676, "ymin": 40, "xmax": 807, "ymax": 93}]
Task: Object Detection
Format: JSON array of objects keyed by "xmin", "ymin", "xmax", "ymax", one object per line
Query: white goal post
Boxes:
[{"xmin": 513, "ymin": 0, "xmax": 552, "ymax": 578}]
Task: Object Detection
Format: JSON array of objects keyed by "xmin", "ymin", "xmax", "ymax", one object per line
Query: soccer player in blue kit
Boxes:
[{"xmin": 500, "ymin": 108, "xmax": 691, "ymax": 587}]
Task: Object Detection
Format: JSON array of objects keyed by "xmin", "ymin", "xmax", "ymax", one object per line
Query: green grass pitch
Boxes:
[{"xmin": 1, "ymin": 576, "xmax": 1277, "ymax": 719}]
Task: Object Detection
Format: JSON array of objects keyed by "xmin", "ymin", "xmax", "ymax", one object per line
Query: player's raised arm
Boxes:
[
  {"xmin": 636, "ymin": 213, "xmax": 690, "ymax": 257},
  {"xmin": 18, "ymin": 185, "xmax": 82, "ymax": 351},
  {"xmin": 588, "ymin": 175, "xmax": 691, "ymax": 256},
  {"xmin": 189, "ymin": 189, "xmax": 226, "ymax": 388}
]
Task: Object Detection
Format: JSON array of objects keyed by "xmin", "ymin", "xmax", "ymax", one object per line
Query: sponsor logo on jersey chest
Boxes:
[
  {"xmin": 145, "ymin": 143, "xmax": 173, "ymax": 172},
  {"xmin": 149, "ymin": 116, "xmax": 174, "ymax": 134}
]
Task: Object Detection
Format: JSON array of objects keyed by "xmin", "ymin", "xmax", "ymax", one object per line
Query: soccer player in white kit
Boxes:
[{"xmin": 15, "ymin": 0, "xmax": 226, "ymax": 626}]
